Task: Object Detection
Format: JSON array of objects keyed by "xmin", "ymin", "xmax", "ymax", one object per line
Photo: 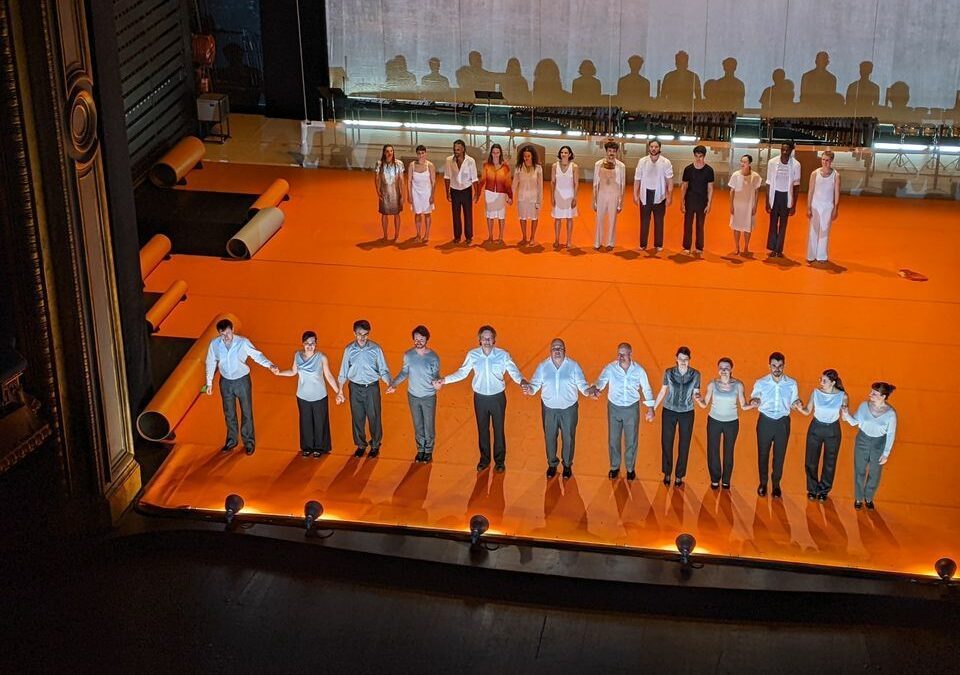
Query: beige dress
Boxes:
[
  {"xmin": 728, "ymin": 170, "xmax": 761, "ymax": 232},
  {"xmin": 515, "ymin": 165, "xmax": 542, "ymax": 220},
  {"xmin": 376, "ymin": 159, "xmax": 404, "ymax": 215}
]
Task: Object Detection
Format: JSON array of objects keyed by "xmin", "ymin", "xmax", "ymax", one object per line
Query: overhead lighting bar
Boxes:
[
  {"xmin": 528, "ymin": 128, "xmax": 563, "ymax": 135},
  {"xmin": 344, "ymin": 119, "xmax": 403, "ymax": 128},
  {"xmin": 565, "ymin": 130, "xmax": 584, "ymax": 136},
  {"xmin": 678, "ymin": 135, "xmax": 699, "ymax": 142},
  {"xmin": 872, "ymin": 142, "xmax": 928, "ymax": 152},
  {"xmin": 403, "ymin": 122, "xmax": 464, "ymax": 131},
  {"xmin": 731, "ymin": 136, "xmax": 760, "ymax": 145},
  {"xmin": 657, "ymin": 134, "xmax": 676, "ymax": 141}
]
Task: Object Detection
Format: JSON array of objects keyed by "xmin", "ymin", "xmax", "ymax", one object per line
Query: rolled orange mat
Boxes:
[
  {"xmin": 248, "ymin": 178, "xmax": 290, "ymax": 218},
  {"xmin": 145, "ymin": 279, "xmax": 188, "ymax": 333},
  {"xmin": 226, "ymin": 206, "xmax": 284, "ymax": 259},
  {"xmin": 139, "ymin": 234, "xmax": 172, "ymax": 280},
  {"xmin": 148, "ymin": 136, "xmax": 206, "ymax": 188},
  {"xmin": 136, "ymin": 312, "xmax": 240, "ymax": 442}
]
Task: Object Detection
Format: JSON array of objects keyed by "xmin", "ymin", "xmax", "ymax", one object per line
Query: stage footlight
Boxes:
[
  {"xmin": 469, "ymin": 514, "xmax": 489, "ymax": 547},
  {"xmin": 224, "ymin": 493, "xmax": 245, "ymax": 526},
  {"xmin": 935, "ymin": 557, "xmax": 957, "ymax": 583},
  {"xmin": 676, "ymin": 533, "xmax": 697, "ymax": 566},
  {"xmin": 304, "ymin": 500, "xmax": 323, "ymax": 530}
]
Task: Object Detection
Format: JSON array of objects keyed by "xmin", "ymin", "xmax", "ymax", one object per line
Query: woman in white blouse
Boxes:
[
  {"xmin": 842, "ymin": 382, "xmax": 897, "ymax": 510},
  {"xmin": 795, "ymin": 369, "xmax": 847, "ymax": 500},
  {"xmin": 727, "ymin": 154, "xmax": 761, "ymax": 255},
  {"xmin": 551, "ymin": 146, "xmax": 579, "ymax": 250}
]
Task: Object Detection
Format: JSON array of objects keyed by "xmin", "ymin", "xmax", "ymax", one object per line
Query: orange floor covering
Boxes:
[{"xmin": 139, "ymin": 161, "xmax": 960, "ymax": 578}]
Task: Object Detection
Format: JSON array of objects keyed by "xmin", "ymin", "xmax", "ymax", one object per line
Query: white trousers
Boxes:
[
  {"xmin": 807, "ymin": 204, "xmax": 833, "ymax": 261},
  {"xmin": 594, "ymin": 192, "xmax": 619, "ymax": 247}
]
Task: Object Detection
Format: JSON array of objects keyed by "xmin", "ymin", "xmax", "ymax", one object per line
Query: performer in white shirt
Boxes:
[
  {"xmin": 435, "ymin": 325, "xmax": 527, "ymax": 472},
  {"xmin": 591, "ymin": 342, "xmax": 656, "ymax": 480},
  {"xmin": 749, "ymin": 351, "xmax": 801, "ymax": 498},
  {"xmin": 592, "ymin": 141, "xmax": 625, "ymax": 250},
  {"xmin": 842, "ymin": 382, "xmax": 898, "ymax": 510},
  {"xmin": 523, "ymin": 338, "xmax": 592, "ymax": 479},
  {"xmin": 633, "ymin": 140, "xmax": 674, "ymax": 251},
  {"xmin": 443, "ymin": 139, "xmax": 480, "ymax": 244},
  {"xmin": 806, "ymin": 150, "xmax": 841, "ymax": 263},
  {"xmin": 764, "ymin": 141, "xmax": 801, "ymax": 257},
  {"xmin": 204, "ymin": 318, "xmax": 278, "ymax": 455}
]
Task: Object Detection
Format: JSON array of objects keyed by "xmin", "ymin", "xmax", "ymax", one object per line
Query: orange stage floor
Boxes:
[{"xmin": 138, "ymin": 161, "xmax": 960, "ymax": 579}]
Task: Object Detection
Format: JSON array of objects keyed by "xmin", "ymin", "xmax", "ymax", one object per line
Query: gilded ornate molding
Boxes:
[{"xmin": 66, "ymin": 72, "xmax": 97, "ymax": 168}]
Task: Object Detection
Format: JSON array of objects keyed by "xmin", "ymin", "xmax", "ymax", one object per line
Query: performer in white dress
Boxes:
[
  {"xmin": 513, "ymin": 146, "xmax": 544, "ymax": 246},
  {"xmin": 806, "ymin": 150, "xmax": 840, "ymax": 263},
  {"xmin": 551, "ymin": 146, "xmax": 579, "ymax": 250},
  {"xmin": 727, "ymin": 154, "xmax": 762, "ymax": 255},
  {"xmin": 408, "ymin": 144, "xmax": 436, "ymax": 243}
]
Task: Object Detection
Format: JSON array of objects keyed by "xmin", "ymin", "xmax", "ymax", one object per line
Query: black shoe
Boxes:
[
  {"xmin": 854, "ymin": 500, "xmax": 863, "ymax": 510},
  {"xmin": 354, "ymin": 447, "xmax": 366, "ymax": 458},
  {"xmin": 415, "ymin": 452, "xmax": 425, "ymax": 463},
  {"xmin": 771, "ymin": 486, "xmax": 782, "ymax": 499},
  {"xmin": 477, "ymin": 462, "xmax": 490, "ymax": 472},
  {"xmin": 817, "ymin": 492, "xmax": 827, "ymax": 501},
  {"xmin": 302, "ymin": 449, "xmax": 312, "ymax": 457},
  {"xmin": 220, "ymin": 443, "xmax": 237, "ymax": 454},
  {"xmin": 494, "ymin": 464, "xmax": 505, "ymax": 473},
  {"xmin": 546, "ymin": 465, "xmax": 558, "ymax": 479},
  {"xmin": 368, "ymin": 447, "xmax": 380, "ymax": 459},
  {"xmin": 674, "ymin": 477, "xmax": 684, "ymax": 487},
  {"xmin": 663, "ymin": 474, "xmax": 671, "ymax": 486},
  {"xmin": 608, "ymin": 469, "xmax": 619, "ymax": 479},
  {"xmin": 422, "ymin": 453, "xmax": 433, "ymax": 463},
  {"xmin": 711, "ymin": 482, "xmax": 720, "ymax": 490},
  {"xmin": 807, "ymin": 492, "xmax": 816, "ymax": 501},
  {"xmin": 626, "ymin": 471, "xmax": 636, "ymax": 481},
  {"xmin": 757, "ymin": 485, "xmax": 767, "ymax": 497},
  {"xmin": 312, "ymin": 451, "xmax": 323, "ymax": 458},
  {"xmin": 244, "ymin": 445, "xmax": 255, "ymax": 455},
  {"xmin": 865, "ymin": 501, "xmax": 875, "ymax": 510},
  {"xmin": 562, "ymin": 465, "xmax": 572, "ymax": 479},
  {"xmin": 721, "ymin": 483, "xmax": 731, "ymax": 490}
]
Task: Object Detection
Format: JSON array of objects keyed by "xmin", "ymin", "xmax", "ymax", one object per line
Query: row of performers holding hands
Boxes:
[{"xmin": 204, "ymin": 319, "xmax": 896, "ymax": 510}]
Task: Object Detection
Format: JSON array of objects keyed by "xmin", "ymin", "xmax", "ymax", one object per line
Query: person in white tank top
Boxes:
[
  {"xmin": 407, "ymin": 145, "xmax": 437, "ymax": 243},
  {"xmin": 806, "ymin": 150, "xmax": 840, "ymax": 263},
  {"xmin": 795, "ymin": 368, "xmax": 847, "ymax": 499},
  {"xmin": 551, "ymin": 145, "xmax": 580, "ymax": 250}
]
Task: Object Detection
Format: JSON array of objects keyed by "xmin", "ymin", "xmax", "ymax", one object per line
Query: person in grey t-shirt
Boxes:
[
  {"xmin": 653, "ymin": 346, "xmax": 701, "ymax": 487},
  {"xmin": 387, "ymin": 325, "xmax": 441, "ymax": 463}
]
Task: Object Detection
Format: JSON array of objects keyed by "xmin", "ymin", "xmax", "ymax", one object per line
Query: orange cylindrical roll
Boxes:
[
  {"xmin": 248, "ymin": 178, "xmax": 290, "ymax": 218},
  {"xmin": 136, "ymin": 312, "xmax": 240, "ymax": 442},
  {"xmin": 139, "ymin": 234, "xmax": 172, "ymax": 280},
  {"xmin": 226, "ymin": 206, "xmax": 284, "ymax": 259},
  {"xmin": 145, "ymin": 279, "xmax": 188, "ymax": 333},
  {"xmin": 148, "ymin": 136, "xmax": 206, "ymax": 188}
]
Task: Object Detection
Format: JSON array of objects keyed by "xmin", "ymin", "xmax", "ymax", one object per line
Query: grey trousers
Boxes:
[
  {"xmin": 608, "ymin": 402, "xmax": 640, "ymax": 471},
  {"xmin": 542, "ymin": 401, "xmax": 579, "ymax": 468},
  {"xmin": 349, "ymin": 381, "xmax": 382, "ymax": 449},
  {"xmin": 853, "ymin": 431, "xmax": 886, "ymax": 501},
  {"xmin": 220, "ymin": 374, "xmax": 254, "ymax": 447},
  {"xmin": 408, "ymin": 393, "xmax": 437, "ymax": 455}
]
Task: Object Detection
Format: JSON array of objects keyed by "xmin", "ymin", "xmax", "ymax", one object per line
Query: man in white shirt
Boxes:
[
  {"xmin": 435, "ymin": 325, "xmax": 527, "ymax": 472},
  {"xmin": 523, "ymin": 338, "xmax": 592, "ymax": 479},
  {"xmin": 764, "ymin": 141, "xmax": 802, "ymax": 257},
  {"xmin": 593, "ymin": 140, "xmax": 626, "ymax": 250},
  {"xmin": 749, "ymin": 351, "xmax": 801, "ymax": 497},
  {"xmin": 591, "ymin": 342, "xmax": 656, "ymax": 480},
  {"xmin": 633, "ymin": 140, "xmax": 674, "ymax": 251},
  {"xmin": 444, "ymin": 139, "xmax": 480, "ymax": 244},
  {"xmin": 204, "ymin": 318, "xmax": 278, "ymax": 455}
]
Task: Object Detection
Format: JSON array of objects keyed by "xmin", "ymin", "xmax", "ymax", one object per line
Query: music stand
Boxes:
[{"xmin": 474, "ymin": 90, "xmax": 504, "ymax": 152}]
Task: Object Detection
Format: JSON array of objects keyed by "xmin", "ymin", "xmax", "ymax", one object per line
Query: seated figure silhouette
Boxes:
[
  {"xmin": 845, "ymin": 61, "xmax": 880, "ymax": 114},
  {"xmin": 499, "ymin": 57, "xmax": 531, "ymax": 105},
  {"xmin": 384, "ymin": 55, "xmax": 417, "ymax": 92},
  {"xmin": 532, "ymin": 59, "xmax": 568, "ymax": 106},
  {"xmin": 800, "ymin": 51, "xmax": 842, "ymax": 114},
  {"xmin": 659, "ymin": 50, "xmax": 702, "ymax": 110},
  {"xmin": 571, "ymin": 59, "xmax": 603, "ymax": 105},
  {"xmin": 421, "ymin": 57, "xmax": 451, "ymax": 95},
  {"xmin": 759, "ymin": 68, "xmax": 795, "ymax": 113},
  {"xmin": 616, "ymin": 55, "xmax": 651, "ymax": 110},
  {"xmin": 703, "ymin": 57, "xmax": 745, "ymax": 111},
  {"xmin": 456, "ymin": 51, "xmax": 495, "ymax": 98}
]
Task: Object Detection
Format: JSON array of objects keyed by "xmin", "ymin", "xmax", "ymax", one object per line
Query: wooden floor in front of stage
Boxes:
[{"xmin": 139, "ymin": 161, "xmax": 959, "ymax": 578}]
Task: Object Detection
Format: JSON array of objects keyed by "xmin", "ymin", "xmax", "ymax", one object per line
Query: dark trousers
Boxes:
[
  {"xmin": 682, "ymin": 202, "xmax": 706, "ymax": 250},
  {"xmin": 661, "ymin": 408, "xmax": 695, "ymax": 477},
  {"xmin": 756, "ymin": 413, "xmax": 790, "ymax": 488},
  {"xmin": 767, "ymin": 190, "xmax": 790, "ymax": 254},
  {"xmin": 296, "ymin": 396, "xmax": 331, "ymax": 452},
  {"xmin": 348, "ymin": 381, "xmax": 382, "ymax": 449},
  {"xmin": 474, "ymin": 391, "xmax": 507, "ymax": 466},
  {"xmin": 805, "ymin": 419, "xmax": 841, "ymax": 494},
  {"xmin": 542, "ymin": 402, "xmax": 578, "ymax": 468},
  {"xmin": 451, "ymin": 187, "xmax": 473, "ymax": 241},
  {"xmin": 408, "ymin": 393, "xmax": 437, "ymax": 454},
  {"xmin": 640, "ymin": 189, "xmax": 666, "ymax": 248},
  {"xmin": 220, "ymin": 374, "xmax": 254, "ymax": 447},
  {"xmin": 706, "ymin": 416, "xmax": 739, "ymax": 485}
]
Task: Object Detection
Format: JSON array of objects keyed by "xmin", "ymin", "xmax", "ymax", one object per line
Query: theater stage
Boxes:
[{"xmin": 137, "ymin": 161, "xmax": 959, "ymax": 581}]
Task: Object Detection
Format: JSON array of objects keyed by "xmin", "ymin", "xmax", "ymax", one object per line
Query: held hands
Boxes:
[
  {"xmin": 432, "ymin": 378, "xmax": 444, "ymax": 391},
  {"xmin": 269, "ymin": 365, "xmax": 281, "ymax": 375},
  {"xmin": 386, "ymin": 386, "xmax": 396, "ymax": 394},
  {"xmin": 335, "ymin": 391, "xmax": 345, "ymax": 405},
  {"xmin": 644, "ymin": 409, "xmax": 655, "ymax": 423},
  {"xmin": 749, "ymin": 397, "xmax": 761, "ymax": 407},
  {"xmin": 585, "ymin": 385, "xmax": 599, "ymax": 399}
]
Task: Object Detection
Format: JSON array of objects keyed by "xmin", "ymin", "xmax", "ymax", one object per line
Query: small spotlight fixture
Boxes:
[
  {"xmin": 469, "ymin": 514, "xmax": 489, "ymax": 547},
  {"xmin": 224, "ymin": 493, "xmax": 245, "ymax": 526},
  {"xmin": 676, "ymin": 533, "xmax": 696, "ymax": 566},
  {"xmin": 304, "ymin": 500, "xmax": 323, "ymax": 531},
  {"xmin": 935, "ymin": 557, "xmax": 956, "ymax": 583}
]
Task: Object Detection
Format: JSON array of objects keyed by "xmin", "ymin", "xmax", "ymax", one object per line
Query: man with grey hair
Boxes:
[{"xmin": 523, "ymin": 338, "xmax": 592, "ymax": 479}]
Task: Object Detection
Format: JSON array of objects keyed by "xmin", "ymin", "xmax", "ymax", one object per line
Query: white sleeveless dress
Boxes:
[
  {"xmin": 551, "ymin": 162, "xmax": 578, "ymax": 218},
  {"xmin": 410, "ymin": 166, "xmax": 434, "ymax": 215}
]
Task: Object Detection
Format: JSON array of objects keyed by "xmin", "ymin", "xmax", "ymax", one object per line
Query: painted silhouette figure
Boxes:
[
  {"xmin": 704, "ymin": 57, "xmax": 745, "ymax": 111},
  {"xmin": 500, "ymin": 57, "xmax": 531, "ymax": 105},
  {"xmin": 421, "ymin": 57, "xmax": 451, "ymax": 94},
  {"xmin": 617, "ymin": 55, "xmax": 651, "ymax": 110},
  {"xmin": 759, "ymin": 68, "xmax": 795, "ymax": 113},
  {"xmin": 845, "ymin": 61, "xmax": 880, "ymax": 113},
  {"xmin": 572, "ymin": 60, "xmax": 603, "ymax": 105},
  {"xmin": 456, "ymin": 51, "xmax": 495, "ymax": 97},
  {"xmin": 660, "ymin": 51, "xmax": 702, "ymax": 110},
  {"xmin": 800, "ymin": 51, "xmax": 842, "ymax": 113}
]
